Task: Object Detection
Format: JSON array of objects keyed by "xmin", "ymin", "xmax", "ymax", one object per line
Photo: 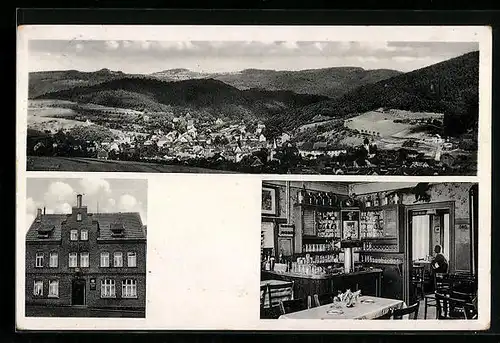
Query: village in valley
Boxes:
[{"xmin": 27, "ymin": 101, "xmax": 477, "ymax": 175}]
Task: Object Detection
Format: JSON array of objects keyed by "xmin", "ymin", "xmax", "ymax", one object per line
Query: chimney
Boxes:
[
  {"xmin": 77, "ymin": 194, "xmax": 83, "ymax": 208},
  {"xmin": 43, "ymin": 207, "xmax": 46, "ymax": 215},
  {"xmin": 36, "ymin": 208, "xmax": 42, "ymax": 222}
]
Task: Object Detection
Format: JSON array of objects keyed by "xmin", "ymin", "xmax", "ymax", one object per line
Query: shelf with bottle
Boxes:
[
  {"xmin": 360, "ymin": 241, "xmax": 399, "ymax": 252},
  {"xmin": 302, "ymin": 242, "xmax": 339, "ymax": 253},
  {"xmin": 360, "ymin": 254, "xmax": 404, "ymax": 265},
  {"xmin": 316, "ymin": 210, "xmax": 341, "ymax": 238},
  {"xmin": 302, "ymin": 235, "xmax": 339, "ymax": 241},
  {"xmin": 358, "ymin": 192, "xmax": 402, "ymax": 211},
  {"xmin": 297, "ymin": 186, "xmax": 341, "ymax": 208}
]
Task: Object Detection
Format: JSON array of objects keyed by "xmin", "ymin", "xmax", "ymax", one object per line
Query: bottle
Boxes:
[
  {"xmin": 366, "ymin": 195, "xmax": 372, "ymax": 208},
  {"xmin": 324, "ymin": 192, "xmax": 332, "ymax": 207},
  {"xmin": 304, "ymin": 189, "xmax": 311, "ymax": 205},
  {"xmin": 298, "ymin": 187, "xmax": 305, "ymax": 204},
  {"xmin": 264, "ymin": 255, "xmax": 270, "ymax": 271}
]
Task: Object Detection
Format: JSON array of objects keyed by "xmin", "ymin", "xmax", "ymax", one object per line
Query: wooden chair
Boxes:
[
  {"xmin": 267, "ymin": 281, "xmax": 294, "ymax": 309},
  {"xmin": 260, "ymin": 284, "xmax": 273, "ymax": 319},
  {"xmin": 411, "ymin": 265, "xmax": 425, "ymax": 300},
  {"xmin": 279, "ymin": 296, "xmax": 312, "ymax": 316},
  {"xmin": 313, "ymin": 293, "xmax": 335, "ymax": 307},
  {"xmin": 435, "ymin": 292, "xmax": 476, "ymax": 320},
  {"xmin": 392, "ymin": 302, "xmax": 420, "ymax": 320},
  {"xmin": 423, "ymin": 273, "xmax": 450, "ymax": 319}
]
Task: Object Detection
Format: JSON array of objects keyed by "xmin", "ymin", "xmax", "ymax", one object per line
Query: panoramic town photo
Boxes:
[
  {"xmin": 26, "ymin": 40, "xmax": 479, "ymax": 175},
  {"xmin": 24, "ymin": 177, "xmax": 147, "ymax": 318}
]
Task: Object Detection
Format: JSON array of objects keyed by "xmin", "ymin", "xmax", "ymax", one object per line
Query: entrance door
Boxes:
[{"xmin": 72, "ymin": 279, "xmax": 86, "ymax": 305}]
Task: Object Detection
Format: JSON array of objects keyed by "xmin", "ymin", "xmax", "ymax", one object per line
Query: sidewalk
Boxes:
[{"xmin": 25, "ymin": 305, "xmax": 145, "ymax": 318}]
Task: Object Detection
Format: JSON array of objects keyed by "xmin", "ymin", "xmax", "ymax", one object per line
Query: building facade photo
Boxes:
[{"xmin": 25, "ymin": 178, "xmax": 147, "ymax": 318}]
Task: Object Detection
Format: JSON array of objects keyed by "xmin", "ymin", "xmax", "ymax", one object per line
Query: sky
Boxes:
[
  {"xmin": 28, "ymin": 40, "xmax": 479, "ymax": 74},
  {"xmin": 25, "ymin": 178, "xmax": 148, "ymax": 231}
]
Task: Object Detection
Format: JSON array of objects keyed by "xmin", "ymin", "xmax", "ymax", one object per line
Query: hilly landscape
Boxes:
[
  {"xmin": 266, "ymin": 51, "xmax": 480, "ymax": 132},
  {"xmin": 33, "ymin": 77, "xmax": 330, "ymax": 121},
  {"xmin": 150, "ymin": 67, "xmax": 402, "ymax": 98},
  {"xmin": 28, "ymin": 68, "xmax": 139, "ymax": 98},
  {"xmin": 30, "ymin": 66, "xmax": 400, "ymax": 101}
]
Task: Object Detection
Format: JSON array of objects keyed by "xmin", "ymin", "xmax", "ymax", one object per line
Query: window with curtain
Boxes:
[
  {"xmin": 443, "ymin": 213, "xmax": 450, "ymax": 261},
  {"xmin": 412, "ymin": 215, "xmax": 430, "ymax": 261}
]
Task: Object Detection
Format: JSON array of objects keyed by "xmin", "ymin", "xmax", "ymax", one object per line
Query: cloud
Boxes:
[
  {"xmin": 54, "ymin": 202, "xmax": 72, "ymax": 214},
  {"xmin": 43, "ymin": 181, "xmax": 75, "ymax": 206},
  {"xmin": 104, "ymin": 40, "xmax": 120, "ymax": 50},
  {"xmin": 79, "ymin": 178, "xmax": 111, "ymax": 195},
  {"xmin": 26, "ymin": 197, "xmax": 38, "ymax": 215},
  {"xmin": 118, "ymin": 194, "xmax": 138, "ymax": 211}
]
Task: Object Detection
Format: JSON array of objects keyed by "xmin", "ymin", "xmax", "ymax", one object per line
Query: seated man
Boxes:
[{"xmin": 431, "ymin": 244, "xmax": 448, "ymax": 274}]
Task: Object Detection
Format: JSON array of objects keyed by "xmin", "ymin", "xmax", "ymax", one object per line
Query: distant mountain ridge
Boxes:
[
  {"xmin": 29, "ymin": 68, "xmax": 139, "ymax": 98},
  {"xmin": 33, "ymin": 77, "xmax": 330, "ymax": 121},
  {"xmin": 267, "ymin": 51, "xmax": 480, "ymax": 131},
  {"xmin": 29, "ymin": 66, "xmax": 401, "ymax": 100},
  {"xmin": 150, "ymin": 67, "xmax": 402, "ymax": 98}
]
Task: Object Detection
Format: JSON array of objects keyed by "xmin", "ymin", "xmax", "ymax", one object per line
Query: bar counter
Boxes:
[{"xmin": 261, "ymin": 268, "xmax": 383, "ymax": 300}]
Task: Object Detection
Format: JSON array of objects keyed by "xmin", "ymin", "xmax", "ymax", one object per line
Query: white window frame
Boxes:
[
  {"xmin": 48, "ymin": 280, "xmax": 59, "ymax": 298},
  {"xmin": 101, "ymin": 279, "xmax": 116, "ymax": 298},
  {"xmin": 70, "ymin": 229, "xmax": 78, "ymax": 241},
  {"xmin": 127, "ymin": 252, "xmax": 137, "ymax": 267},
  {"xmin": 33, "ymin": 280, "xmax": 43, "ymax": 296},
  {"xmin": 100, "ymin": 252, "xmax": 110, "ymax": 267},
  {"xmin": 80, "ymin": 252, "xmax": 89, "ymax": 268},
  {"xmin": 122, "ymin": 279, "xmax": 137, "ymax": 298},
  {"xmin": 35, "ymin": 252, "xmax": 44, "ymax": 268},
  {"xmin": 77, "ymin": 213, "xmax": 82, "ymax": 221},
  {"xmin": 69, "ymin": 252, "xmax": 78, "ymax": 268},
  {"xmin": 49, "ymin": 252, "xmax": 58, "ymax": 268},
  {"xmin": 80, "ymin": 229, "xmax": 88, "ymax": 241},
  {"xmin": 113, "ymin": 252, "xmax": 123, "ymax": 267}
]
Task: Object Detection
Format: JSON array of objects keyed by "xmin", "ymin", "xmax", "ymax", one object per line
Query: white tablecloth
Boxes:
[{"xmin": 279, "ymin": 296, "xmax": 406, "ymax": 320}]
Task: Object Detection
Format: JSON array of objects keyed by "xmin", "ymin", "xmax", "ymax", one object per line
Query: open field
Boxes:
[
  {"xmin": 27, "ymin": 156, "xmax": 238, "ymax": 173},
  {"xmin": 344, "ymin": 110, "xmax": 443, "ymax": 138}
]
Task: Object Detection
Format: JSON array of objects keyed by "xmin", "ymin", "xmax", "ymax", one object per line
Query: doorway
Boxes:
[
  {"xmin": 404, "ymin": 201, "xmax": 455, "ymax": 304},
  {"xmin": 72, "ymin": 279, "xmax": 86, "ymax": 305},
  {"xmin": 411, "ymin": 209, "xmax": 451, "ymax": 262}
]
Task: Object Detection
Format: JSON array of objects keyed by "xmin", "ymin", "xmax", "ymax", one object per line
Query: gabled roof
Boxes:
[
  {"xmin": 26, "ymin": 212, "xmax": 146, "ymax": 242},
  {"xmin": 26, "ymin": 215, "xmax": 67, "ymax": 242}
]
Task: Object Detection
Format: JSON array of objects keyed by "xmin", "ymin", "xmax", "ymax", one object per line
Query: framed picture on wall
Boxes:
[
  {"xmin": 262, "ymin": 186, "xmax": 278, "ymax": 216},
  {"xmin": 341, "ymin": 209, "xmax": 360, "ymax": 240}
]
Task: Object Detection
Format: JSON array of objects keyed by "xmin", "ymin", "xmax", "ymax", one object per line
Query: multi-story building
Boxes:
[{"xmin": 25, "ymin": 194, "xmax": 147, "ymax": 314}]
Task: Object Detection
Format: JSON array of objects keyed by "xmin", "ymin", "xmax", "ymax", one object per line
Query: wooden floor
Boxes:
[{"xmin": 416, "ymin": 295, "xmax": 436, "ymax": 320}]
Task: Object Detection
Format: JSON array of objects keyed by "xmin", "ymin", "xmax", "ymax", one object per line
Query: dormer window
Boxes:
[
  {"xmin": 77, "ymin": 213, "xmax": 82, "ymax": 222},
  {"xmin": 110, "ymin": 223, "xmax": 125, "ymax": 237},
  {"xmin": 36, "ymin": 222, "xmax": 54, "ymax": 238}
]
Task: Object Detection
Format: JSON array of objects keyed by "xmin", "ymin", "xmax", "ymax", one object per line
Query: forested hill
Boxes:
[
  {"xmin": 34, "ymin": 77, "xmax": 329, "ymax": 121},
  {"xmin": 267, "ymin": 51, "xmax": 479, "ymax": 133}
]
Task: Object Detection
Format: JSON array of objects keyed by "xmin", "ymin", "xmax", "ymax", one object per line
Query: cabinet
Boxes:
[{"xmin": 358, "ymin": 204, "xmax": 407, "ymax": 301}]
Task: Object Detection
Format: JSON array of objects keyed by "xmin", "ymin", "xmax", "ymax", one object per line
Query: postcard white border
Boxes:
[{"xmin": 16, "ymin": 25, "xmax": 491, "ymax": 331}]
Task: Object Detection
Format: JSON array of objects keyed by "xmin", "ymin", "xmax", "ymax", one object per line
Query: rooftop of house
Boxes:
[{"xmin": 26, "ymin": 212, "xmax": 146, "ymax": 242}]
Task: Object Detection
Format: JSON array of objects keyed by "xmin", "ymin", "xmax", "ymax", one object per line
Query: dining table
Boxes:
[{"xmin": 278, "ymin": 295, "xmax": 406, "ymax": 320}]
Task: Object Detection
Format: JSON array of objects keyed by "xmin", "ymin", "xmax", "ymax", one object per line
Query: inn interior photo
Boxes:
[{"xmin": 260, "ymin": 181, "xmax": 478, "ymax": 320}]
